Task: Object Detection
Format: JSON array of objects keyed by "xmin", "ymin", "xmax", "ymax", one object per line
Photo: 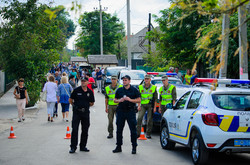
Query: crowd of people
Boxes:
[
  {"xmin": 167, "ymin": 67, "xmax": 198, "ymax": 85},
  {"xmin": 13, "ymin": 63, "xmax": 198, "ymax": 154}
]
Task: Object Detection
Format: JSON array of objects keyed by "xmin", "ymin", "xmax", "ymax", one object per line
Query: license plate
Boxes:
[{"xmin": 234, "ymin": 140, "xmax": 250, "ymax": 147}]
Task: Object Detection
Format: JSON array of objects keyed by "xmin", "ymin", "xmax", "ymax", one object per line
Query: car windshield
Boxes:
[
  {"xmin": 151, "ymin": 79, "xmax": 182, "ymax": 85},
  {"xmin": 121, "ymin": 72, "xmax": 145, "ymax": 80},
  {"xmin": 212, "ymin": 94, "xmax": 250, "ymax": 111},
  {"xmin": 106, "ymin": 68, "xmax": 124, "ymax": 76}
]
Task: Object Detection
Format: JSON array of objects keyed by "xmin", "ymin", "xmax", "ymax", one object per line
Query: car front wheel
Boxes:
[
  {"xmin": 160, "ymin": 124, "xmax": 175, "ymax": 150},
  {"xmin": 191, "ymin": 134, "xmax": 209, "ymax": 165}
]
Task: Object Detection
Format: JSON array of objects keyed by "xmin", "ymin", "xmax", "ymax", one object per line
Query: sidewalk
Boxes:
[{"xmin": 0, "ymin": 85, "xmax": 39, "ymax": 133}]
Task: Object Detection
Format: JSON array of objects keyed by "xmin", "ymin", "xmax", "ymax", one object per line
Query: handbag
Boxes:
[
  {"xmin": 14, "ymin": 87, "xmax": 20, "ymax": 99},
  {"xmin": 27, "ymin": 91, "xmax": 30, "ymax": 102},
  {"xmin": 62, "ymin": 84, "xmax": 70, "ymax": 97},
  {"xmin": 41, "ymin": 83, "xmax": 47, "ymax": 102}
]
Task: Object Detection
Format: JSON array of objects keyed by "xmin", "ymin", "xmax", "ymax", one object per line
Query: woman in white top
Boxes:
[{"xmin": 43, "ymin": 75, "xmax": 58, "ymax": 122}]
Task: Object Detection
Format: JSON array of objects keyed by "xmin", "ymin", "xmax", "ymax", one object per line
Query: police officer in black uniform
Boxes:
[
  {"xmin": 112, "ymin": 75, "xmax": 141, "ymax": 154},
  {"xmin": 69, "ymin": 77, "xmax": 95, "ymax": 153}
]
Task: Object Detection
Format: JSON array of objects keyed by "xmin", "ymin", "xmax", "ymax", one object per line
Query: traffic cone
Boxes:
[
  {"xmin": 64, "ymin": 126, "xmax": 71, "ymax": 139},
  {"xmin": 8, "ymin": 126, "xmax": 16, "ymax": 139},
  {"xmin": 138, "ymin": 127, "xmax": 147, "ymax": 140}
]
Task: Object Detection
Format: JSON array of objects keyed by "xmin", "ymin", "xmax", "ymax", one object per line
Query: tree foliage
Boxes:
[
  {"xmin": 76, "ymin": 11, "xmax": 125, "ymax": 56},
  {"xmin": 0, "ymin": 0, "xmax": 75, "ymax": 105},
  {"xmin": 145, "ymin": 7, "xmax": 210, "ymax": 70},
  {"xmin": 169, "ymin": 0, "xmax": 250, "ymax": 77},
  {"xmin": 196, "ymin": 12, "xmax": 250, "ymax": 78},
  {"xmin": 145, "ymin": 0, "xmax": 249, "ymax": 77},
  {"xmin": 51, "ymin": 5, "xmax": 76, "ymax": 39}
]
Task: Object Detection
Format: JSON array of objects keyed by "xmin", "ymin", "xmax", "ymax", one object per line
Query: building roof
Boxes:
[
  {"xmin": 70, "ymin": 57, "xmax": 87, "ymax": 62},
  {"xmin": 87, "ymin": 55, "xmax": 118, "ymax": 64},
  {"xmin": 130, "ymin": 27, "xmax": 156, "ymax": 53}
]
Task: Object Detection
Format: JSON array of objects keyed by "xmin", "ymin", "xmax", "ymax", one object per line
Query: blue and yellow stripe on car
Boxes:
[
  {"xmin": 192, "ymin": 110, "xmax": 198, "ymax": 116},
  {"xmin": 218, "ymin": 115, "xmax": 250, "ymax": 132},
  {"xmin": 169, "ymin": 110, "xmax": 198, "ymax": 140},
  {"xmin": 169, "ymin": 121, "xmax": 192, "ymax": 140}
]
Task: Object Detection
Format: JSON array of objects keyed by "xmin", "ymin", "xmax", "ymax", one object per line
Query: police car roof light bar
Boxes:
[
  {"xmin": 147, "ymin": 72, "xmax": 159, "ymax": 75},
  {"xmin": 231, "ymin": 79, "xmax": 250, "ymax": 84},
  {"xmin": 194, "ymin": 78, "xmax": 217, "ymax": 84},
  {"xmin": 195, "ymin": 78, "xmax": 250, "ymax": 84},
  {"xmin": 166, "ymin": 73, "xmax": 177, "ymax": 76}
]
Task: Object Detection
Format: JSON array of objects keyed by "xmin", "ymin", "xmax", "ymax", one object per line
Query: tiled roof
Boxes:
[
  {"xmin": 87, "ymin": 55, "xmax": 118, "ymax": 64},
  {"xmin": 70, "ymin": 57, "xmax": 87, "ymax": 62}
]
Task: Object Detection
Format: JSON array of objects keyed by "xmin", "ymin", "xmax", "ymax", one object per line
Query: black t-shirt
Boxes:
[
  {"xmin": 70, "ymin": 86, "xmax": 95, "ymax": 112},
  {"xmin": 15, "ymin": 86, "xmax": 27, "ymax": 99},
  {"xmin": 115, "ymin": 85, "xmax": 141, "ymax": 111}
]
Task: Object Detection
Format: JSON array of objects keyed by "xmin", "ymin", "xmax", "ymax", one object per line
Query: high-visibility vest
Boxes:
[
  {"xmin": 159, "ymin": 84, "xmax": 175, "ymax": 105},
  {"xmin": 105, "ymin": 84, "xmax": 123, "ymax": 105},
  {"xmin": 139, "ymin": 84, "xmax": 156, "ymax": 105}
]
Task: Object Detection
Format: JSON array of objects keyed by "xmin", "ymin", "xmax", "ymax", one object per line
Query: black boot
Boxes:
[
  {"xmin": 132, "ymin": 146, "xmax": 136, "ymax": 154},
  {"xmin": 112, "ymin": 145, "xmax": 122, "ymax": 153},
  {"xmin": 107, "ymin": 134, "xmax": 113, "ymax": 139}
]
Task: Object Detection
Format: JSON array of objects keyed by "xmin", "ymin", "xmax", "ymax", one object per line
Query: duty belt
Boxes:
[{"xmin": 77, "ymin": 107, "xmax": 85, "ymax": 112}]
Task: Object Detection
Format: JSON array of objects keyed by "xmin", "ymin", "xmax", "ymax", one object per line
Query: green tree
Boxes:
[
  {"xmin": 0, "ymin": 0, "xmax": 73, "ymax": 106},
  {"xmin": 145, "ymin": 7, "xmax": 210, "ymax": 71},
  {"xmin": 50, "ymin": 5, "xmax": 76, "ymax": 39},
  {"xmin": 169, "ymin": 0, "xmax": 250, "ymax": 76},
  {"xmin": 76, "ymin": 11, "xmax": 125, "ymax": 56},
  {"xmin": 196, "ymin": 13, "xmax": 250, "ymax": 78}
]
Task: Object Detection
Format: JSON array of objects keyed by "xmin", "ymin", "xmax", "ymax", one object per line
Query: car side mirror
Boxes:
[{"xmin": 166, "ymin": 103, "xmax": 173, "ymax": 109}]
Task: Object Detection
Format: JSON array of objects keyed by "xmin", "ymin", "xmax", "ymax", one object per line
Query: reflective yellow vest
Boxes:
[
  {"xmin": 159, "ymin": 84, "xmax": 175, "ymax": 105},
  {"xmin": 139, "ymin": 84, "xmax": 156, "ymax": 105},
  {"xmin": 105, "ymin": 84, "xmax": 123, "ymax": 105}
]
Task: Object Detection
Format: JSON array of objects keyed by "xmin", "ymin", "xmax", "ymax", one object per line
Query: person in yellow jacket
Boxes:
[
  {"xmin": 137, "ymin": 74, "xmax": 157, "ymax": 139},
  {"xmin": 159, "ymin": 75, "xmax": 177, "ymax": 116},
  {"xmin": 105, "ymin": 75, "xmax": 123, "ymax": 139}
]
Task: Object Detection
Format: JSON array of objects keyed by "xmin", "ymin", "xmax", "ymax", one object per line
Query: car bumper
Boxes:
[{"xmin": 199, "ymin": 125, "xmax": 250, "ymax": 153}]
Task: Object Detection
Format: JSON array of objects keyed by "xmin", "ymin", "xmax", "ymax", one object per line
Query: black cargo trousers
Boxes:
[{"xmin": 70, "ymin": 109, "xmax": 90, "ymax": 150}]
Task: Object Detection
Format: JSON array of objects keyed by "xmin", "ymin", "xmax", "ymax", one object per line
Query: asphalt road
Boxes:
[{"xmin": 0, "ymin": 90, "xmax": 250, "ymax": 165}]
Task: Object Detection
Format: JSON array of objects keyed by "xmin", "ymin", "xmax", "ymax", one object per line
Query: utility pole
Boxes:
[
  {"xmin": 148, "ymin": 13, "xmax": 154, "ymax": 54},
  {"xmin": 94, "ymin": 0, "xmax": 107, "ymax": 56},
  {"xmin": 148, "ymin": 13, "xmax": 151, "ymax": 54},
  {"xmin": 127, "ymin": 0, "xmax": 132, "ymax": 69},
  {"xmin": 238, "ymin": 4, "xmax": 249, "ymax": 79},
  {"xmin": 219, "ymin": 2, "xmax": 230, "ymax": 79}
]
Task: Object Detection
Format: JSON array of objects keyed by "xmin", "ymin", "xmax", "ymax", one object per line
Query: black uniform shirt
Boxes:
[
  {"xmin": 115, "ymin": 85, "xmax": 140, "ymax": 111},
  {"xmin": 70, "ymin": 86, "xmax": 95, "ymax": 112}
]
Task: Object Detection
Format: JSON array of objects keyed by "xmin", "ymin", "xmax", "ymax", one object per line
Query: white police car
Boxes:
[{"xmin": 160, "ymin": 78, "xmax": 250, "ymax": 165}]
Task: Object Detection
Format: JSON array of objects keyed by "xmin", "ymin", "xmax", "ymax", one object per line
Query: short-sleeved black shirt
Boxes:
[
  {"xmin": 15, "ymin": 86, "xmax": 27, "ymax": 99},
  {"xmin": 115, "ymin": 85, "xmax": 141, "ymax": 111},
  {"xmin": 70, "ymin": 86, "xmax": 95, "ymax": 112}
]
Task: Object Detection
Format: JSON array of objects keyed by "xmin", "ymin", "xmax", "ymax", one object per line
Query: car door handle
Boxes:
[
  {"xmin": 190, "ymin": 116, "xmax": 193, "ymax": 119},
  {"xmin": 177, "ymin": 115, "xmax": 180, "ymax": 118}
]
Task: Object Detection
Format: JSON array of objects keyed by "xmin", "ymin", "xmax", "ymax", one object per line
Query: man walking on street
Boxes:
[
  {"xmin": 136, "ymin": 74, "xmax": 157, "ymax": 139},
  {"xmin": 69, "ymin": 77, "xmax": 95, "ymax": 153},
  {"xmin": 113, "ymin": 75, "xmax": 141, "ymax": 154},
  {"xmin": 96, "ymin": 68, "xmax": 102, "ymax": 92},
  {"xmin": 105, "ymin": 75, "xmax": 123, "ymax": 139},
  {"xmin": 159, "ymin": 75, "xmax": 176, "ymax": 116}
]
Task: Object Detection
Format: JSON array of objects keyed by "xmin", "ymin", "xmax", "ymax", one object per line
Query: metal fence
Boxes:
[{"xmin": 0, "ymin": 70, "xmax": 15, "ymax": 95}]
